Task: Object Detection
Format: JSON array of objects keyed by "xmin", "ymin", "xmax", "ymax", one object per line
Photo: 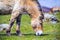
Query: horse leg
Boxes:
[
  {"xmin": 6, "ymin": 0, "xmax": 23, "ymax": 36},
  {"xmin": 16, "ymin": 14, "xmax": 22, "ymax": 36}
]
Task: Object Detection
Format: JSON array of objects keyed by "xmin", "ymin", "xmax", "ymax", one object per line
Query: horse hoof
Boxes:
[
  {"xmin": 6, "ymin": 33, "xmax": 11, "ymax": 36},
  {"xmin": 17, "ymin": 33, "xmax": 23, "ymax": 36}
]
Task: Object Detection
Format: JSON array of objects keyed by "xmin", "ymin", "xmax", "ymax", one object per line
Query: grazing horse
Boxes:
[{"xmin": 0, "ymin": 0, "xmax": 43, "ymax": 36}]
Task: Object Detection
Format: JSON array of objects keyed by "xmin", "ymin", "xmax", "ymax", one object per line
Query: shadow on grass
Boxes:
[
  {"xmin": 0, "ymin": 33, "xmax": 49, "ymax": 40},
  {"xmin": 0, "ymin": 33, "xmax": 16, "ymax": 36},
  {"xmin": 23, "ymin": 33, "xmax": 49, "ymax": 36},
  {"xmin": 0, "ymin": 33, "xmax": 49, "ymax": 36}
]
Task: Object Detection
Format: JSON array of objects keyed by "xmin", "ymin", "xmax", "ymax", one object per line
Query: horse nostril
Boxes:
[
  {"xmin": 36, "ymin": 32, "xmax": 42, "ymax": 36},
  {"xmin": 37, "ymin": 33, "xmax": 40, "ymax": 36}
]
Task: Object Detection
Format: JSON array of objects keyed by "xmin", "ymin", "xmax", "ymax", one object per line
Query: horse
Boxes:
[{"xmin": 0, "ymin": 0, "xmax": 44, "ymax": 36}]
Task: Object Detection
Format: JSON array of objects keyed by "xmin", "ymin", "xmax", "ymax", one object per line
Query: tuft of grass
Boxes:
[{"xmin": 0, "ymin": 13, "xmax": 60, "ymax": 40}]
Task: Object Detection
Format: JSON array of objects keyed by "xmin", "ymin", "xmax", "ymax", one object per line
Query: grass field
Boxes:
[{"xmin": 0, "ymin": 12, "xmax": 60, "ymax": 40}]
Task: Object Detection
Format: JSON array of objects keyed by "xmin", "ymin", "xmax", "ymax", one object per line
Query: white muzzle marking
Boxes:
[{"xmin": 36, "ymin": 30, "xmax": 43, "ymax": 36}]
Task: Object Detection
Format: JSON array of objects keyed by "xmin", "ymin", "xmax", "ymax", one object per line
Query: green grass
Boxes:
[{"xmin": 0, "ymin": 13, "xmax": 60, "ymax": 40}]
